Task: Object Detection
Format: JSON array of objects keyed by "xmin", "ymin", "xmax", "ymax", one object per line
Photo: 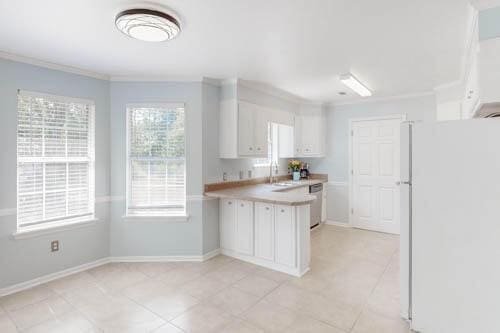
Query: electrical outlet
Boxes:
[{"xmin": 51, "ymin": 240, "xmax": 59, "ymax": 252}]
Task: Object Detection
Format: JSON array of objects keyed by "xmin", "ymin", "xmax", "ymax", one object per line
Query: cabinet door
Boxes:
[
  {"xmin": 278, "ymin": 124, "xmax": 294, "ymax": 158},
  {"xmin": 238, "ymin": 102, "xmax": 255, "ymax": 155},
  {"xmin": 254, "ymin": 108, "xmax": 269, "ymax": 156},
  {"xmin": 220, "ymin": 199, "xmax": 236, "ymax": 251},
  {"xmin": 275, "ymin": 205, "xmax": 296, "ymax": 267},
  {"xmin": 294, "ymin": 115, "xmax": 303, "ymax": 156},
  {"xmin": 255, "ymin": 202, "xmax": 274, "ymax": 261},
  {"xmin": 300, "ymin": 115, "xmax": 320, "ymax": 156},
  {"xmin": 236, "ymin": 200, "xmax": 254, "ymax": 255}
]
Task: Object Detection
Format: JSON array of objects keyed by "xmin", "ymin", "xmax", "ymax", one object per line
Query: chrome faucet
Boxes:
[{"xmin": 269, "ymin": 162, "xmax": 275, "ymax": 184}]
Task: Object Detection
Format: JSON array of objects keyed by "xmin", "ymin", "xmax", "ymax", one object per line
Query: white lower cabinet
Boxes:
[
  {"xmin": 220, "ymin": 199, "xmax": 236, "ymax": 251},
  {"xmin": 219, "ymin": 199, "xmax": 308, "ymax": 276},
  {"xmin": 274, "ymin": 205, "xmax": 296, "ymax": 267},
  {"xmin": 235, "ymin": 200, "xmax": 254, "ymax": 255},
  {"xmin": 255, "ymin": 202, "xmax": 275, "ymax": 261}
]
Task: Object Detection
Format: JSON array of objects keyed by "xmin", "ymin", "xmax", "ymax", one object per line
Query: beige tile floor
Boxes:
[{"xmin": 0, "ymin": 225, "xmax": 410, "ymax": 332}]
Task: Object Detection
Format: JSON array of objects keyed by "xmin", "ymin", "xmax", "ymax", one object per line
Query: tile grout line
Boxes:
[{"xmin": 347, "ymin": 246, "xmax": 399, "ymax": 332}]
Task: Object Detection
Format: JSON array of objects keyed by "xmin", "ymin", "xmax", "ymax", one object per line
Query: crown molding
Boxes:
[
  {"xmin": 0, "ymin": 50, "xmax": 110, "ymax": 81},
  {"xmin": 110, "ymin": 75, "xmax": 204, "ymax": 82}
]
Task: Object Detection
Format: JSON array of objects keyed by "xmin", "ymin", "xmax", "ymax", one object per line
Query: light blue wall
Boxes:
[
  {"xmin": 0, "ymin": 58, "xmax": 111, "ymax": 288},
  {"xmin": 479, "ymin": 7, "xmax": 500, "ymax": 40},
  {"xmin": 307, "ymin": 95, "xmax": 437, "ymax": 223},
  {"xmin": 109, "ymin": 81, "xmax": 205, "ymax": 256}
]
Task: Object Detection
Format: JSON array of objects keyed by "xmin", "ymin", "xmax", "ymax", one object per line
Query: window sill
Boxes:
[
  {"xmin": 122, "ymin": 214, "xmax": 190, "ymax": 223},
  {"xmin": 12, "ymin": 218, "xmax": 99, "ymax": 240}
]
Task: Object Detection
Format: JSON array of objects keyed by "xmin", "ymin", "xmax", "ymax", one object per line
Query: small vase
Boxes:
[{"xmin": 293, "ymin": 171, "xmax": 300, "ymax": 181}]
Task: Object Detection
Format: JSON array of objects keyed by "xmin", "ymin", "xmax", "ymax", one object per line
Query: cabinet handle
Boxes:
[
  {"xmin": 265, "ymin": 207, "xmax": 270, "ymax": 210},
  {"xmin": 249, "ymin": 147, "xmax": 253, "ymax": 150},
  {"xmin": 228, "ymin": 201, "xmax": 232, "ymax": 205},
  {"xmin": 281, "ymin": 209, "xmax": 285, "ymax": 213},
  {"xmin": 241, "ymin": 204, "xmax": 244, "ymax": 207},
  {"xmin": 257, "ymin": 147, "xmax": 261, "ymax": 151}
]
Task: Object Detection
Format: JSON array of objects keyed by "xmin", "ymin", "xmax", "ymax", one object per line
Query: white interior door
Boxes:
[{"xmin": 351, "ymin": 116, "xmax": 402, "ymax": 234}]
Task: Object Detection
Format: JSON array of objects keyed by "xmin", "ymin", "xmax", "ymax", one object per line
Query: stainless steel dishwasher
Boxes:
[{"xmin": 309, "ymin": 183, "xmax": 323, "ymax": 228}]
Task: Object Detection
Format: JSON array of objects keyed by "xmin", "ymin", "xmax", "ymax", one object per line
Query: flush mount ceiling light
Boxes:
[
  {"xmin": 115, "ymin": 8, "xmax": 180, "ymax": 42},
  {"xmin": 339, "ymin": 73, "xmax": 372, "ymax": 97}
]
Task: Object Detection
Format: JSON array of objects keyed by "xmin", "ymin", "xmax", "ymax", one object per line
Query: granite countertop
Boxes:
[{"xmin": 204, "ymin": 179, "xmax": 326, "ymax": 206}]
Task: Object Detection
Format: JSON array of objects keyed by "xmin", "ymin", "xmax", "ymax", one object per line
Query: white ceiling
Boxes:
[{"xmin": 0, "ymin": 0, "xmax": 473, "ymax": 103}]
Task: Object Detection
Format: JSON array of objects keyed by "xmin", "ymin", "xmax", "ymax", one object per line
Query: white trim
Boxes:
[
  {"xmin": 0, "ymin": 208, "xmax": 16, "ymax": 217},
  {"xmin": 187, "ymin": 195, "xmax": 217, "ymax": 201},
  {"xmin": 125, "ymin": 102, "xmax": 185, "ymax": 108},
  {"xmin": 12, "ymin": 218, "xmax": 99, "ymax": 240},
  {"xmin": 110, "ymin": 75, "xmax": 209, "ymax": 82},
  {"xmin": 125, "ymin": 104, "xmax": 187, "ymax": 217},
  {"xmin": 202, "ymin": 248, "xmax": 222, "ymax": 260},
  {"xmin": 109, "ymin": 249, "xmax": 221, "ymax": 263},
  {"xmin": 324, "ymin": 220, "xmax": 351, "ymax": 227},
  {"xmin": 326, "ymin": 181, "xmax": 348, "ymax": 187},
  {"xmin": 122, "ymin": 214, "xmax": 190, "ymax": 222},
  {"xmin": 0, "ymin": 51, "xmax": 109, "ymax": 81},
  {"xmin": 0, "ymin": 257, "xmax": 110, "ymax": 297},
  {"xmin": 235, "ymin": 78, "xmax": 322, "ymax": 105},
  {"xmin": 220, "ymin": 249, "xmax": 308, "ymax": 277},
  {"xmin": 18, "ymin": 90, "xmax": 95, "ymax": 106},
  {"xmin": 95, "ymin": 195, "xmax": 125, "ymax": 203},
  {"xmin": 348, "ymin": 114, "xmax": 406, "ymax": 229},
  {"xmin": 0, "ymin": 249, "xmax": 222, "ymax": 296}
]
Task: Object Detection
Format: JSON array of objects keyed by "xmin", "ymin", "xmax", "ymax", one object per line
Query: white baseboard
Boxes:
[
  {"xmin": 324, "ymin": 220, "xmax": 351, "ymax": 227},
  {"xmin": 109, "ymin": 248, "xmax": 221, "ymax": 263},
  {"xmin": 0, "ymin": 257, "xmax": 110, "ymax": 297},
  {"xmin": 202, "ymin": 248, "xmax": 221, "ymax": 261},
  {"xmin": 0, "ymin": 249, "xmax": 222, "ymax": 297}
]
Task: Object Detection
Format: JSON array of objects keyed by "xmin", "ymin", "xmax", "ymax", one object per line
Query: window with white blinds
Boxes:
[
  {"xmin": 126, "ymin": 104, "xmax": 186, "ymax": 216},
  {"xmin": 17, "ymin": 91, "xmax": 95, "ymax": 230}
]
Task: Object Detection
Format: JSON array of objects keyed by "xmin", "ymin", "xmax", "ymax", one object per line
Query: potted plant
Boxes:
[{"xmin": 288, "ymin": 160, "xmax": 301, "ymax": 181}]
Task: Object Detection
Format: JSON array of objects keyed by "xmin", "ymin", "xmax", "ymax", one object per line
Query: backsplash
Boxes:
[{"xmin": 211, "ymin": 158, "xmax": 290, "ymax": 183}]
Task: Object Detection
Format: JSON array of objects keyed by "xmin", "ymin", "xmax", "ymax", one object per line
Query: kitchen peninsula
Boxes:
[{"xmin": 204, "ymin": 178, "xmax": 326, "ymax": 276}]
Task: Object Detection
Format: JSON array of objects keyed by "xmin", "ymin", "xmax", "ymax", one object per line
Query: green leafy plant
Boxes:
[{"xmin": 288, "ymin": 159, "xmax": 301, "ymax": 172}]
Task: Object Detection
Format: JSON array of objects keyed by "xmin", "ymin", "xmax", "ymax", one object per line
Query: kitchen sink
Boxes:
[{"xmin": 272, "ymin": 182, "xmax": 295, "ymax": 187}]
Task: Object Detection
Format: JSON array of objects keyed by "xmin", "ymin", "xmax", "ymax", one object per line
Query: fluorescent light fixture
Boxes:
[{"xmin": 339, "ymin": 73, "xmax": 372, "ymax": 97}]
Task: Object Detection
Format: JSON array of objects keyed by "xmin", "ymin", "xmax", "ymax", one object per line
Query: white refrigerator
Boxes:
[{"xmin": 400, "ymin": 119, "xmax": 500, "ymax": 333}]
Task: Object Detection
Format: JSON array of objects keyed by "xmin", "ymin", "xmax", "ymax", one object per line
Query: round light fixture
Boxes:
[{"xmin": 115, "ymin": 8, "xmax": 180, "ymax": 42}]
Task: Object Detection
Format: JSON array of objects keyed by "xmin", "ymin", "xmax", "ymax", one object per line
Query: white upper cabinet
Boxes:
[
  {"xmin": 237, "ymin": 101, "xmax": 257, "ymax": 156},
  {"xmin": 278, "ymin": 124, "xmax": 295, "ymax": 158},
  {"xmin": 254, "ymin": 108, "xmax": 269, "ymax": 155},
  {"xmin": 220, "ymin": 100, "xmax": 268, "ymax": 158},
  {"xmin": 294, "ymin": 113, "xmax": 326, "ymax": 157}
]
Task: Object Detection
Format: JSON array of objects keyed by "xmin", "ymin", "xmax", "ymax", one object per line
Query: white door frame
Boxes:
[{"xmin": 348, "ymin": 114, "xmax": 407, "ymax": 231}]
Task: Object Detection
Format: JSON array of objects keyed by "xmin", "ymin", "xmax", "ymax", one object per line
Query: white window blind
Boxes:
[
  {"xmin": 17, "ymin": 91, "xmax": 95, "ymax": 230},
  {"xmin": 126, "ymin": 104, "xmax": 186, "ymax": 216}
]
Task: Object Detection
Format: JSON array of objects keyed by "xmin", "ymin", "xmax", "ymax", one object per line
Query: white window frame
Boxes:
[
  {"xmin": 253, "ymin": 122, "xmax": 280, "ymax": 167},
  {"xmin": 16, "ymin": 90, "xmax": 96, "ymax": 234},
  {"xmin": 125, "ymin": 103, "xmax": 187, "ymax": 219}
]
